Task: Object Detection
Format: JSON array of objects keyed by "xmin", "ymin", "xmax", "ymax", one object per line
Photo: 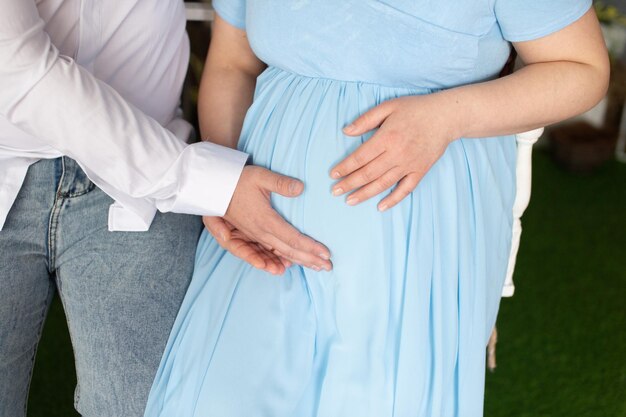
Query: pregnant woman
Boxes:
[{"xmin": 145, "ymin": 1, "xmax": 607, "ymax": 416}]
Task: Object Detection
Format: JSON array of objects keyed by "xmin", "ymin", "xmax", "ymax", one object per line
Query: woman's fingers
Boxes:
[
  {"xmin": 331, "ymin": 137, "xmax": 384, "ymax": 180},
  {"xmin": 331, "ymin": 153, "xmax": 396, "ymax": 196},
  {"xmin": 342, "ymin": 100, "xmax": 394, "ymax": 136},
  {"xmin": 330, "ymin": 95, "xmax": 452, "ymax": 211},
  {"xmin": 343, "ymin": 166, "xmax": 405, "ymax": 206},
  {"xmin": 377, "ymin": 173, "xmax": 421, "ymax": 211}
]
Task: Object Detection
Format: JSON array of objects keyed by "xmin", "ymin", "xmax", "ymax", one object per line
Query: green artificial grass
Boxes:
[
  {"xmin": 27, "ymin": 295, "xmax": 77, "ymax": 416},
  {"xmin": 27, "ymin": 150, "xmax": 626, "ymax": 417},
  {"xmin": 484, "ymin": 151, "xmax": 626, "ymax": 417}
]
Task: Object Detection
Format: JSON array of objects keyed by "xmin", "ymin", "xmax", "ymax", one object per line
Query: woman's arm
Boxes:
[
  {"xmin": 331, "ymin": 8, "xmax": 609, "ymax": 210},
  {"xmin": 200, "ymin": 15, "xmax": 332, "ymax": 274},
  {"xmin": 198, "ymin": 15, "xmax": 266, "ymax": 146},
  {"xmin": 442, "ymin": 8, "xmax": 609, "ymax": 138}
]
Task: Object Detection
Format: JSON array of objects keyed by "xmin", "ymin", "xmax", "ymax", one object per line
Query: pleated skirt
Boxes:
[{"xmin": 144, "ymin": 66, "xmax": 517, "ymax": 417}]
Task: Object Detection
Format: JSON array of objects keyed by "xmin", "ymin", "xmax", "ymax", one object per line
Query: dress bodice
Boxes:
[
  {"xmin": 219, "ymin": 0, "xmax": 590, "ymax": 90},
  {"xmin": 245, "ymin": 0, "xmax": 509, "ymax": 89}
]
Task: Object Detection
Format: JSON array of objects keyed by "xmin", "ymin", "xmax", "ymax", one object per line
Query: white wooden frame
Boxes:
[
  {"xmin": 501, "ymin": 128, "xmax": 544, "ymax": 297},
  {"xmin": 488, "ymin": 127, "xmax": 544, "ymax": 371},
  {"xmin": 185, "ymin": 2, "xmax": 214, "ymax": 22}
]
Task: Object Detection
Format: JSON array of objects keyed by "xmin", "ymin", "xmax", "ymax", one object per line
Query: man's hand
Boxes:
[
  {"xmin": 204, "ymin": 166, "xmax": 332, "ymax": 274},
  {"xmin": 204, "ymin": 216, "xmax": 292, "ymax": 275}
]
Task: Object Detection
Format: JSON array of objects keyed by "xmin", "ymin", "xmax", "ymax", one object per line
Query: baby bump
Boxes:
[
  {"xmin": 226, "ymin": 70, "xmax": 517, "ymax": 396},
  {"xmin": 237, "ymin": 70, "xmax": 515, "ymax": 344},
  {"xmin": 238, "ymin": 68, "xmax": 516, "ymax": 273},
  {"xmin": 239, "ymin": 70, "xmax": 396, "ymax": 268}
]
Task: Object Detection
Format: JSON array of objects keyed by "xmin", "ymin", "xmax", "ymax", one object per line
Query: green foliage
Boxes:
[{"xmin": 595, "ymin": 2, "xmax": 626, "ymax": 26}]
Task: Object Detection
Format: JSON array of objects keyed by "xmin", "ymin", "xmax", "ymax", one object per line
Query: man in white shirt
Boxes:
[{"xmin": 0, "ymin": 0, "xmax": 331, "ymax": 415}]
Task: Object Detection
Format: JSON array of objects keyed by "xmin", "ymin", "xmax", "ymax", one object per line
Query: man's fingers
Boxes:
[
  {"xmin": 260, "ymin": 169, "xmax": 304, "ymax": 197},
  {"xmin": 203, "ymin": 216, "xmax": 232, "ymax": 241},
  {"xmin": 205, "ymin": 216, "xmax": 287, "ymax": 274},
  {"xmin": 272, "ymin": 246, "xmax": 332, "ymax": 272},
  {"xmin": 251, "ymin": 243, "xmax": 286, "ymax": 275},
  {"xmin": 222, "ymin": 238, "xmax": 267, "ymax": 270},
  {"xmin": 342, "ymin": 101, "xmax": 394, "ymax": 136},
  {"xmin": 278, "ymin": 256, "xmax": 293, "ymax": 269},
  {"xmin": 261, "ymin": 215, "xmax": 332, "ymax": 271},
  {"xmin": 220, "ymin": 237, "xmax": 287, "ymax": 275},
  {"xmin": 227, "ymin": 165, "xmax": 332, "ymax": 271}
]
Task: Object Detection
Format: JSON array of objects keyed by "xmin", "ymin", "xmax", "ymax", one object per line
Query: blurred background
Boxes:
[{"xmin": 26, "ymin": 1, "xmax": 626, "ymax": 416}]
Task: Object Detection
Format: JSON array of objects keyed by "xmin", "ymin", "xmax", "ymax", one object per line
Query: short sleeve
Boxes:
[
  {"xmin": 494, "ymin": 0, "xmax": 592, "ymax": 42},
  {"xmin": 212, "ymin": 0, "xmax": 246, "ymax": 30}
]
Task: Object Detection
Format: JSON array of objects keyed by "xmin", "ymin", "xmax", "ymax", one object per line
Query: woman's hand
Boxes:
[
  {"xmin": 330, "ymin": 94, "xmax": 457, "ymax": 211},
  {"xmin": 331, "ymin": 9, "xmax": 610, "ymax": 213}
]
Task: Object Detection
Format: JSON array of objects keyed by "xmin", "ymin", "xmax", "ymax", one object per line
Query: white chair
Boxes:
[
  {"xmin": 487, "ymin": 127, "xmax": 544, "ymax": 371},
  {"xmin": 185, "ymin": 2, "xmax": 214, "ymax": 22}
]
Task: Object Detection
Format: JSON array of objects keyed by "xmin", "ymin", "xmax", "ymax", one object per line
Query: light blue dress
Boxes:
[{"xmin": 145, "ymin": 1, "xmax": 590, "ymax": 416}]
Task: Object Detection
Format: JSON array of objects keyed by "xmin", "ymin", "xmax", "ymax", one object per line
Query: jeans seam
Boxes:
[
  {"xmin": 54, "ymin": 271, "xmax": 81, "ymax": 410},
  {"xmin": 21, "ymin": 282, "xmax": 55, "ymax": 417},
  {"xmin": 65, "ymin": 181, "xmax": 96, "ymax": 198},
  {"xmin": 47, "ymin": 160, "xmax": 66, "ymax": 272}
]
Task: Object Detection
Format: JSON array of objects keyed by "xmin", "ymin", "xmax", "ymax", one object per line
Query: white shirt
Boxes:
[{"xmin": 0, "ymin": 0, "xmax": 247, "ymax": 231}]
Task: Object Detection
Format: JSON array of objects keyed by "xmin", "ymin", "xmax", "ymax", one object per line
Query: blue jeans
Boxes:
[{"xmin": 0, "ymin": 157, "xmax": 202, "ymax": 417}]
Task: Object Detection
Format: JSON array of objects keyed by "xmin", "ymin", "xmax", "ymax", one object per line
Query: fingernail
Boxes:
[
  {"xmin": 332, "ymin": 187, "xmax": 343, "ymax": 196},
  {"xmin": 343, "ymin": 123, "xmax": 356, "ymax": 133},
  {"xmin": 312, "ymin": 265, "xmax": 321, "ymax": 272},
  {"xmin": 346, "ymin": 197, "xmax": 359, "ymax": 206},
  {"xmin": 378, "ymin": 204, "xmax": 388, "ymax": 212},
  {"xmin": 331, "ymin": 171, "xmax": 341, "ymax": 179},
  {"xmin": 219, "ymin": 232, "xmax": 227, "ymax": 241},
  {"xmin": 289, "ymin": 181, "xmax": 302, "ymax": 194},
  {"xmin": 319, "ymin": 252, "xmax": 331, "ymax": 260}
]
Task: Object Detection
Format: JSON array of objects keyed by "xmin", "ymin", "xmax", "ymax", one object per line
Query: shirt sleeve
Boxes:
[
  {"xmin": 494, "ymin": 0, "xmax": 592, "ymax": 42},
  {"xmin": 0, "ymin": 0, "xmax": 248, "ymax": 222},
  {"xmin": 213, "ymin": 0, "xmax": 247, "ymax": 29}
]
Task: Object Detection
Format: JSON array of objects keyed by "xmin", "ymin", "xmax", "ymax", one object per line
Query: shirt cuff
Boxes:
[{"xmin": 155, "ymin": 141, "xmax": 248, "ymax": 217}]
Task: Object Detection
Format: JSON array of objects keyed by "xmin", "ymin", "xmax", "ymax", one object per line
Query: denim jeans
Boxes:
[{"xmin": 0, "ymin": 157, "xmax": 202, "ymax": 417}]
